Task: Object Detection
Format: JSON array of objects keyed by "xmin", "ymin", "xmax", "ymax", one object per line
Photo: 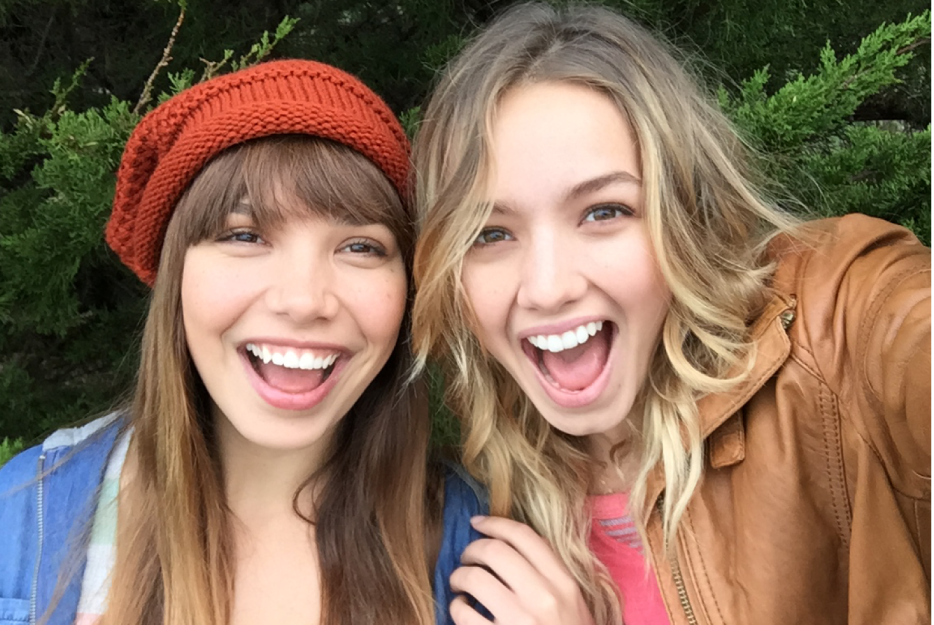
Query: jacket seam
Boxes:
[
  {"xmin": 685, "ymin": 506, "xmax": 725, "ymax": 624},
  {"xmin": 819, "ymin": 384, "xmax": 852, "ymax": 547},
  {"xmin": 850, "ymin": 425, "xmax": 929, "ymax": 500},
  {"xmin": 786, "ymin": 346, "xmax": 854, "ymax": 547},
  {"xmin": 788, "ymin": 349, "xmax": 821, "ymax": 381}
]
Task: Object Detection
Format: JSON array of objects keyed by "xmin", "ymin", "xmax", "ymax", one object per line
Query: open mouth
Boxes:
[
  {"xmin": 522, "ymin": 321, "xmax": 614, "ymax": 395},
  {"xmin": 243, "ymin": 342, "xmax": 340, "ymax": 395}
]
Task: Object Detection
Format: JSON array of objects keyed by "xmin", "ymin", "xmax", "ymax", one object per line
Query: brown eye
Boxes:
[
  {"xmin": 340, "ymin": 239, "xmax": 387, "ymax": 257},
  {"xmin": 474, "ymin": 228, "xmax": 513, "ymax": 245},
  {"xmin": 583, "ymin": 204, "xmax": 632, "ymax": 222}
]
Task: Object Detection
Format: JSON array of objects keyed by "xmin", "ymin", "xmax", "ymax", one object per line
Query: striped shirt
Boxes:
[{"xmin": 589, "ymin": 492, "xmax": 670, "ymax": 625}]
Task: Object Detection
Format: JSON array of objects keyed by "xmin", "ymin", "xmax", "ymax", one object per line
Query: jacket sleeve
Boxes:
[
  {"xmin": 803, "ymin": 214, "xmax": 930, "ymax": 571},
  {"xmin": 835, "ymin": 216, "xmax": 930, "ymax": 480}
]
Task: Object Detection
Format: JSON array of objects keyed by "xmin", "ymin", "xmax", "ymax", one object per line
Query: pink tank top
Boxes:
[{"xmin": 588, "ymin": 493, "xmax": 671, "ymax": 625}]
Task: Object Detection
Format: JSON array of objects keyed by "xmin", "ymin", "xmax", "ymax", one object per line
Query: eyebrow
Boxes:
[
  {"xmin": 490, "ymin": 170, "xmax": 641, "ymax": 215},
  {"xmin": 565, "ymin": 171, "xmax": 641, "ymax": 202}
]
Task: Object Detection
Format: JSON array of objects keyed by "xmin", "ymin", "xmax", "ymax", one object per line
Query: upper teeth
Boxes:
[
  {"xmin": 527, "ymin": 321, "xmax": 603, "ymax": 353},
  {"xmin": 245, "ymin": 343, "xmax": 338, "ymax": 370}
]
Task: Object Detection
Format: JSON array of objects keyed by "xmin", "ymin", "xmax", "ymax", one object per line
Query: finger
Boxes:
[
  {"xmin": 470, "ymin": 516, "xmax": 573, "ymax": 585},
  {"xmin": 449, "ymin": 564, "xmax": 526, "ymax": 624},
  {"xmin": 459, "ymin": 537, "xmax": 551, "ymax": 597},
  {"xmin": 450, "ymin": 595, "xmax": 492, "ymax": 625}
]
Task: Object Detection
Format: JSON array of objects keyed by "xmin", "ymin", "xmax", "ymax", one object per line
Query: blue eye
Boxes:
[
  {"xmin": 220, "ymin": 229, "xmax": 264, "ymax": 244},
  {"xmin": 583, "ymin": 204, "xmax": 632, "ymax": 222},
  {"xmin": 474, "ymin": 228, "xmax": 513, "ymax": 245}
]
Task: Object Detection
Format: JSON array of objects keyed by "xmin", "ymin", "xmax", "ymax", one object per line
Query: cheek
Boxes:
[
  {"xmin": 354, "ymin": 267, "xmax": 408, "ymax": 345},
  {"xmin": 460, "ymin": 264, "xmax": 508, "ymax": 342},
  {"xmin": 180, "ymin": 250, "xmax": 250, "ymax": 342}
]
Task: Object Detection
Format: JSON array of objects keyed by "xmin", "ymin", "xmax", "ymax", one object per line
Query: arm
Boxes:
[{"xmin": 796, "ymin": 215, "xmax": 930, "ymax": 571}]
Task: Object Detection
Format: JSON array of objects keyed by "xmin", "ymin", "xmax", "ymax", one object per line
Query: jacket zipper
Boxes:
[
  {"xmin": 30, "ymin": 452, "xmax": 46, "ymax": 625},
  {"xmin": 657, "ymin": 499, "xmax": 698, "ymax": 625}
]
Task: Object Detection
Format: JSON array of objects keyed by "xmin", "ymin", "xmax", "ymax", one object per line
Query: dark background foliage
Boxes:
[{"xmin": 0, "ymin": 0, "xmax": 929, "ymax": 459}]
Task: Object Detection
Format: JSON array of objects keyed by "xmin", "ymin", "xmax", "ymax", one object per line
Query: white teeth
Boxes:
[
  {"xmin": 245, "ymin": 343, "xmax": 339, "ymax": 370},
  {"xmin": 526, "ymin": 322, "xmax": 607, "ymax": 354}
]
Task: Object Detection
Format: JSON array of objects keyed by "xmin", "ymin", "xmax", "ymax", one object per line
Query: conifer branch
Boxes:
[{"xmin": 134, "ymin": 7, "xmax": 186, "ymax": 115}]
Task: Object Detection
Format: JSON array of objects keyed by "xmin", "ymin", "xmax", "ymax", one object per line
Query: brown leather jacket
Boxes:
[{"xmin": 642, "ymin": 215, "xmax": 931, "ymax": 625}]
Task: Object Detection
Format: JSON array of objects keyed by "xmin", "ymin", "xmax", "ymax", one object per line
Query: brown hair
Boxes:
[
  {"xmin": 412, "ymin": 3, "xmax": 797, "ymax": 621},
  {"xmin": 101, "ymin": 135, "xmax": 441, "ymax": 625}
]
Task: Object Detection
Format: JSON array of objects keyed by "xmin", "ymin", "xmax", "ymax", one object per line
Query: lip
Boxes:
[
  {"xmin": 518, "ymin": 315, "xmax": 607, "ymax": 340},
  {"xmin": 239, "ymin": 339, "xmax": 350, "ymax": 411},
  {"xmin": 522, "ymin": 322, "xmax": 617, "ymax": 409}
]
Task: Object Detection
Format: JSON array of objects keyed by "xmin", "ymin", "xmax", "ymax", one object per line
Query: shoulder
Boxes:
[
  {"xmin": 0, "ymin": 442, "xmax": 44, "ymax": 492},
  {"xmin": 0, "ymin": 413, "xmax": 124, "ymax": 520},
  {"xmin": 769, "ymin": 214, "xmax": 928, "ymax": 302},
  {"xmin": 0, "ymin": 414, "xmax": 123, "ymax": 606},
  {"xmin": 766, "ymin": 215, "xmax": 929, "ymax": 479},
  {"xmin": 768, "ymin": 215, "xmax": 929, "ymax": 370},
  {"xmin": 443, "ymin": 464, "xmax": 489, "ymax": 515},
  {"xmin": 438, "ymin": 465, "xmax": 488, "ymax": 554}
]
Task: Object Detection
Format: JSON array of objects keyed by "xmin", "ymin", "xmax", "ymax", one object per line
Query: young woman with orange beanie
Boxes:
[{"xmin": 0, "ymin": 59, "xmax": 483, "ymax": 625}]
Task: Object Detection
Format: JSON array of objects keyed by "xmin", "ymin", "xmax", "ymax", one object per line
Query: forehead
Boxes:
[{"xmin": 489, "ymin": 82, "xmax": 641, "ymax": 205}]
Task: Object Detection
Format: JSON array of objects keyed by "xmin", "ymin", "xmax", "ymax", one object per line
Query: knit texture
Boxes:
[{"xmin": 106, "ymin": 59, "xmax": 410, "ymax": 286}]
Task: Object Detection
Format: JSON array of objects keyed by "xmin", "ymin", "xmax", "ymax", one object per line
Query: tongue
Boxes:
[
  {"xmin": 256, "ymin": 361, "xmax": 327, "ymax": 394},
  {"xmin": 540, "ymin": 330, "xmax": 609, "ymax": 391}
]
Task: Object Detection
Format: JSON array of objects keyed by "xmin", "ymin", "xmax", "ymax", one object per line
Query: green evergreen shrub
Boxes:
[{"xmin": 0, "ymin": 6, "xmax": 929, "ymax": 452}]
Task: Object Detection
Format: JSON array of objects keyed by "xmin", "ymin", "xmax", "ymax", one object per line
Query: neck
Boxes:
[
  {"xmin": 586, "ymin": 405, "xmax": 644, "ymax": 495},
  {"xmin": 215, "ymin": 415, "xmax": 334, "ymax": 525}
]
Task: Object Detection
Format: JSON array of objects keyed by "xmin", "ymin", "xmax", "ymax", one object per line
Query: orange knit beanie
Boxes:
[{"xmin": 106, "ymin": 59, "xmax": 410, "ymax": 286}]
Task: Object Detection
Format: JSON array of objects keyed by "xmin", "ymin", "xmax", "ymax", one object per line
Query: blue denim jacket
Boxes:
[{"xmin": 0, "ymin": 415, "xmax": 485, "ymax": 625}]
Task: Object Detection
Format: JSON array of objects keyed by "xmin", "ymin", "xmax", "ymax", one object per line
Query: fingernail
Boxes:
[{"xmin": 470, "ymin": 515, "xmax": 487, "ymax": 525}]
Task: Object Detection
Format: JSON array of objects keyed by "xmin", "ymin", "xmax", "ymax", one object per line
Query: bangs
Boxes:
[{"xmin": 170, "ymin": 135, "xmax": 410, "ymax": 252}]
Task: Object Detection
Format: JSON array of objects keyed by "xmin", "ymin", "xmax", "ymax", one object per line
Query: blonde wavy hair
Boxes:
[{"xmin": 412, "ymin": 2, "xmax": 798, "ymax": 621}]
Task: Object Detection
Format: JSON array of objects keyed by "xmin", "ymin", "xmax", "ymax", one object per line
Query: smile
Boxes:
[
  {"xmin": 521, "ymin": 320, "xmax": 616, "ymax": 408},
  {"xmin": 240, "ymin": 341, "xmax": 347, "ymax": 411}
]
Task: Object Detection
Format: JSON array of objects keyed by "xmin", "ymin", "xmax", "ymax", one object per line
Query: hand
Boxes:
[{"xmin": 449, "ymin": 515, "xmax": 596, "ymax": 625}]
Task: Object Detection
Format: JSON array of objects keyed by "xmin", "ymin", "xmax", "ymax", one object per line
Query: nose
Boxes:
[
  {"xmin": 516, "ymin": 229, "xmax": 586, "ymax": 312},
  {"xmin": 265, "ymin": 249, "xmax": 340, "ymax": 323}
]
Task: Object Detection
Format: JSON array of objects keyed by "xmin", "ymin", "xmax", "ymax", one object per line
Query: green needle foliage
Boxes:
[
  {"xmin": 0, "ymin": 4, "xmax": 929, "ymax": 462},
  {"xmin": 720, "ymin": 11, "xmax": 931, "ymax": 241}
]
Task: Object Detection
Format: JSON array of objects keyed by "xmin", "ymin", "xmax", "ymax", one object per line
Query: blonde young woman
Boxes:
[
  {"xmin": 412, "ymin": 3, "xmax": 931, "ymax": 624},
  {"xmin": 0, "ymin": 60, "xmax": 482, "ymax": 625}
]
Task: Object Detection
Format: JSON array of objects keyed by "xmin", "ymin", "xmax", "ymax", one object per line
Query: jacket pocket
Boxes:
[{"xmin": 0, "ymin": 597, "xmax": 28, "ymax": 623}]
